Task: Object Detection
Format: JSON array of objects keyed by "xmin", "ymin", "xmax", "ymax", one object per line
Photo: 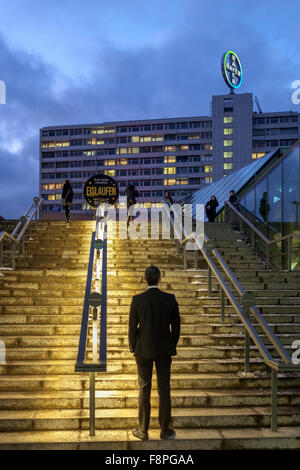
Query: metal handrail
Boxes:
[
  {"xmin": 0, "ymin": 197, "xmax": 43, "ymax": 269},
  {"xmin": 75, "ymin": 203, "xmax": 108, "ymax": 436},
  {"xmin": 163, "ymin": 205, "xmax": 300, "ymax": 431},
  {"xmin": 235, "ymin": 202, "xmax": 280, "ymax": 235},
  {"xmin": 225, "ymin": 201, "xmax": 300, "ymax": 270}
]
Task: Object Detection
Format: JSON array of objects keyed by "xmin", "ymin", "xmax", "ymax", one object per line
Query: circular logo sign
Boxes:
[
  {"xmin": 84, "ymin": 174, "xmax": 119, "ymax": 207},
  {"xmin": 221, "ymin": 51, "xmax": 242, "ymax": 89}
]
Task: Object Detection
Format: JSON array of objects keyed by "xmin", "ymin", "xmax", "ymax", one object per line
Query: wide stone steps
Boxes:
[
  {"xmin": 0, "ymin": 406, "xmax": 300, "ymax": 432},
  {"xmin": 0, "ymin": 359, "xmax": 270, "ymax": 376},
  {"xmin": 0, "ymin": 388, "xmax": 299, "ymax": 410},
  {"xmin": 2, "ymin": 345, "xmax": 295, "ymax": 361},
  {"xmin": 1, "ymin": 373, "xmax": 300, "ymax": 392},
  {"xmin": 1, "ymin": 219, "xmax": 300, "ymax": 449},
  {"xmin": 1, "ymin": 426, "xmax": 300, "ymax": 450}
]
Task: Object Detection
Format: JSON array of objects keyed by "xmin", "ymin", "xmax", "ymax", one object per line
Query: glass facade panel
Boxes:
[
  {"xmin": 267, "ymin": 162, "xmax": 282, "ymax": 224},
  {"xmin": 255, "ymin": 178, "xmax": 267, "ymax": 223},
  {"xmin": 283, "ymin": 146, "xmax": 299, "ymax": 226},
  {"xmin": 245, "ymin": 187, "xmax": 255, "ymax": 214}
]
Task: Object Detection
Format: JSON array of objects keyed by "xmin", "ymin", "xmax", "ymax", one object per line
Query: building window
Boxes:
[
  {"xmin": 164, "ymin": 145, "xmax": 176, "ymax": 152},
  {"xmin": 204, "ymin": 165, "xmax": 212, "ymax": 173},
  {"xmin": 224, "ymin": 151, "xmax": 233, "ymax": 159},
  {"xmin": 104, "ymin": 160, "xmax": 115, "ymax": 166},
  {"xmin": 224, "ymin": 140, "xmax": 233, "ymax": 147},
  {"xmin": 176, "ymin": 178, "xmax": 188, "ymax": 185},
  {"xmin": 205, "ymin": 177, "xmax": 212, "ymax": 184},
  {"xmin": 224, "ymin": 116, "xmax": 233, "ymax": 123},
  {"xmin": 224, "ymin": 163, "xmax": 233, "ymax": 170},
  {"xmin": 164, "ymin": 167, "xmax": 176, "ymax": 175},
  {"xmin": 116, "ymin": 147, "xmax": 139, "ymax": 155},
  {"xmin": 252, "ymin": 152, "xmax": 266, "ymax": 159},
  {"xmin": 104, "ymin": 170, "xmax": 115, "ymax": 176},
  {"xmin": 164, "ymin": 179, "xmax": 176, "ymax": 186},
  {"xmin": 164, "ymin": 156, "xmax": 176, "ymax": 163},
  {"xmin": 224, "ymin": 128, "xmax": 233, "ymax": 135}
]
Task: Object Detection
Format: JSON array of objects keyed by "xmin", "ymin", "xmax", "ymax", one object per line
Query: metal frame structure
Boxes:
[
  {"xmin": 225, "ymin": 201, "xmax": 300, "ymax": 271},
  {"xmin": 164, "ymin": 206, "xmax": 300, "ymax": 432},
  {"xmin": 0, "ymin": 197, "xmax": 43, "ymax": 269}
]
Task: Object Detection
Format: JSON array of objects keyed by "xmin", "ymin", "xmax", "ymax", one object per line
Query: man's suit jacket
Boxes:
[{"xmin": 128, "ymin": 287, "xmax": 180, "ymax": 359}]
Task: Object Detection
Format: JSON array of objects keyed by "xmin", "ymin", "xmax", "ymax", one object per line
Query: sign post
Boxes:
[{"xmin": 83, "ymin": 174, "xmax": 118, "ymax": 437}]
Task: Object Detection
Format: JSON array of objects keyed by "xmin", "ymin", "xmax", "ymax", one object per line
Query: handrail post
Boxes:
[
  {"xmin": 271, "ymin": 369, "xmax": 278, "ymax": 432},
  {"xmin": 266, "ymin": 244, "xmax": 270, "ymax": 270},
  {"xmin": 194, "ymin": 246, "xmax": 198, "ymax": 270},
  {"xmin": 90, "ymin": 372, "xmax": 96, "ymax": 436},
  {"xmin": 220, "ymin": 289, "xmax": 225, "ymax": 324},
  {"xmin": 183, "ymin": 244, "xmax": 187, "ymax": 270},
  {"xmin": 245, "ymin": 329, "xmax": 250, "ymax": 373},
  {"xmin": 251, "ymin": 228, "xmax": 255, "ymax": 249},
  {"xmin": 11, "ymin": 243, "xmax": 16, "ymax": 270},
  {"xmin": 287, "ymin": 237, "xmax": 292, "ymax": 271},
  {"xmin": 0, "ymin": 240, "xmax": 2, "ymax": 268},
  {"xmin": 208, "ymin": 266, "xmax": 212, "ymax": 297}
]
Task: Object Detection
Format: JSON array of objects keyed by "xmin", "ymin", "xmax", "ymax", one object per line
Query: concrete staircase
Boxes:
[{"xmin": 0, "ymin": 220, "xmax": 299, "ymax": 450}]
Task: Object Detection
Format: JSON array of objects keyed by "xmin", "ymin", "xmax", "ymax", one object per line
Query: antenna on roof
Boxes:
[{"xmin": 255, "ymin": 96, "xmax": 263, "ymax": 113}]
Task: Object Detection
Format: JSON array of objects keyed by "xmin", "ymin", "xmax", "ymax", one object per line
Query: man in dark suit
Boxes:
[{"xmin": 128, "ymin": 265, "xmax": 180, "ymax": 441}]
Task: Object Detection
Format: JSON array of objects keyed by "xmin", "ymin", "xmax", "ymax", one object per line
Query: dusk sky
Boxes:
[{"xmin": 0, "ymin": 0, "xmax": 300, "ymax": 218}]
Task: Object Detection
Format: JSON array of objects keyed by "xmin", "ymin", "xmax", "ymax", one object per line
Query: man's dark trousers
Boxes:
[{"xmin": 136, "ymin": 356, "xmax": 172, "ymax": 433}]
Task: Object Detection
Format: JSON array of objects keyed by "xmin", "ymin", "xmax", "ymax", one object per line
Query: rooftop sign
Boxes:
[{"xmin": 221, "ymin": 51, "xmax": 242, "ymax": 90}]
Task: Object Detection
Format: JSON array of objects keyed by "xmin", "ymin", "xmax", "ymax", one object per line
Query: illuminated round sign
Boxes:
[
  {"xmin": 84, "ymin": 174, "xmax": 119, "ymax": 207},
  {"xmin": 221, "ymin": 51, "xmax": 242, "ymax": 89}
]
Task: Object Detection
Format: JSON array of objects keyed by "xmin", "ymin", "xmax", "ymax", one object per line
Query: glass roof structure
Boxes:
[{"xmin": 186, "ymin": 148, "xmax": 282, "ymax": 220}]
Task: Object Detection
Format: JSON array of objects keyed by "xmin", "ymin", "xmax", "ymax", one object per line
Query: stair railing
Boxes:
[
  {"xmin": 75, "ymin": 203, "xmax": 108, "ymax": 436},
  {"xmin": 163, "ymin": 205, "xmax": 300, "ymax": 432},
  {"xmin": 0, "ymin": 197, "xmax": 43, "ymax": 269},
  {"xmin": 225, "ymin": 201, "xmax": 300, "ymax": 271}
]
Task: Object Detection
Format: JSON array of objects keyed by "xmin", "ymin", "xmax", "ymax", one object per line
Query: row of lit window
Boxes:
[
  {"xmin": 103, "ymin": 165, "xmax": 213, "ymax": 177},
  {"xmin": 164, "ymin": 177, "xmax": 212, "ymax": 186},
  {"xmin": 41, "ymin": 142, "xmax": 213, "ymax": 153},
  {"xmin": 104, "ymin": 159, "xmax": 128, "ymax": 166},
  {"xmin": 131, "ymin": 136, "xmax": 164, "ymax": 143},
  {"xmin": 91, "ymin": 128, "xmax": 115, "ymax": 134},
  {"xmin": 41, "ymin": 183, "xmax": 63, "ymax": 190}
]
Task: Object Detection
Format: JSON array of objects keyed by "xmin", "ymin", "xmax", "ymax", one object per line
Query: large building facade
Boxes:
[{"xmin": 39, "ymin": 92, "xmax": 300, "ymax": 218}]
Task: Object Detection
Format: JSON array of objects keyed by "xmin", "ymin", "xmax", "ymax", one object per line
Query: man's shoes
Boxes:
[
  {"xmin": 160, "ymin": 428, "xmax": 176, "ymax": 440},
  {"xmin": 132, "ymin": 428, "xmax": 149, "ymax": 441}
]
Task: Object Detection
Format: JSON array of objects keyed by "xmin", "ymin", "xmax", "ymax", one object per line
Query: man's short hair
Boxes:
[{"xmin": 145, "ymin": 265, "xmax": 160, "ymax": 286}]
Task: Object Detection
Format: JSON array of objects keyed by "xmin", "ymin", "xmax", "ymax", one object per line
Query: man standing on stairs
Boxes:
[
  {"xmin": 61, "ymin": 180, "xmax": 73, "ymax": 223},
  {"xmin": 129, "ymin": 265, "xmax": 181, "ymax": 441}
]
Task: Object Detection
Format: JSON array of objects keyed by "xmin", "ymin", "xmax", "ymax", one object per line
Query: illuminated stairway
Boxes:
[{"xmin": 0, "ymin": 220, "xmax": 300, "ymax": 450}]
